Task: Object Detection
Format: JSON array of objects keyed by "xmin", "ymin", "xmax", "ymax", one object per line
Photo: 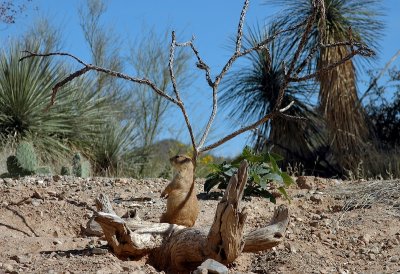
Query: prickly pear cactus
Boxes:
[
  {"xmin": 35, "ymin": 166, "xmax": 52, "ymax": 175},
  {"xmin": 60, "ymin": 166, "xmax": 71, "ymax": 176},
  {"xmin": 72, "ymin": 153, "xmax": 91, "ymax": 178},
  {"xmin": 6, "ymin": 155, "xmax": 24, "ymax": 176},
  {"xmin": 80, "ymin": 160, "xmax": 91, "ymax": 178},
  {"xmin": 15, "ymin": 141, "xmax": 38, "ymax": 174}
]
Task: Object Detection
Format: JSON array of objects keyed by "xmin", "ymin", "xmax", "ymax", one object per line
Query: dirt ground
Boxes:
[{"xmin": 0, "ymin": 175, "xmax": 399, "ymax": 274}]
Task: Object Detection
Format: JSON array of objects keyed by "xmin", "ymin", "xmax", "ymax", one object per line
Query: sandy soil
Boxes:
[{"xmin": 0, "ymin": 175, "xmax": 399, "ymax": 274}]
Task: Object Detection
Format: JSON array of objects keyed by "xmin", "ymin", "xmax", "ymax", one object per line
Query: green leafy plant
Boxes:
[{"xmin": 205, "ymin": 147, "xmax": 293, "ymax": 203}]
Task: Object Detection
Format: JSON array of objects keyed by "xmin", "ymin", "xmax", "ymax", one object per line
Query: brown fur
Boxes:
[{"xmin": 160, "ymin": 155, "xmax": 199, "ymax": 227}]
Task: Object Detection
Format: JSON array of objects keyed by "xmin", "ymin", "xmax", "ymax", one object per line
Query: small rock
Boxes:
[
  {"xmin": 284, "ymin": 242, "xmax": 297, "ymax": 253},
  {"xmin": 47, "ymin": 190, "xmax": 57, "ymax": 196},
  {"xmin": 36, "ymin": 180, "xmax": 44, "ymax": 185},
  {"xmin": 196, "ymin": 259, "xmax": 228, "ymax": 274},
  {"xmin": 128, "ymin": 203, "xmax": 143, "ymax": 208},
  {"xmin": 32, "ymin": 190, "xmax": 43, "ymax": 199},
  {"xmin": 31, "ymin": 198, "xmax": 41, "ymax": 207},
  {"xmin": 370, "ymin": 246, "xmax": 380, "ymax": 254},
  {"xmin": 91, "ymin": 247, "xmax": 108, "ymax": 255},
  {"xmin": 98, "ymin": 240, "xmax": 108, "ymax": 246},
  {"xmin": 358, "ymin": 234, "xmax": 371, "ymax": 244},
  {"xmin": 3, "ymin": 263, "xmax": 14, "ymax": 272},
  {"xmin": 310, "ymin": 221, "xmax": 319, "ymax": 228},
  {"xmin": 310, "ymin": 194, "xmax": 323, "ymax": 203},
  {"xmin": 53, "ymin": 240, "xmax": 62, "ymax": 245},
  {"xmin": 297, "ymin": 176, "xmax": 315, "ymax": 190},
  {"xmin": 10, "ymin": 255, "xmax": 30, "ymax": 264},
  {"xmin": 193, "ymin": 268, "xmax": 208, "ymax": 274},
  {"xmin": 389, "ymin": 256, "xmax": 399, "ymax": 262},
  {"xmin": 3, "ymin": 178, "xmax": 13, "ymax": 184},
  {"xmin": 52, "ymin": 175, "xmax": 61, "ymax": 182},
  {"xmin": 368, "ymin": 253, "xmax": 376, "ymax": 261}
]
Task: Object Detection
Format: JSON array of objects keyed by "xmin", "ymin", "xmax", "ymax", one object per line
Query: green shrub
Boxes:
[
  {"xmin": 0, "ymin": 40, "xmax": 116, "ymax": 164},
  {"xmin": 205, "ymin": 147, "xmax": 293, "ymax": 203}
]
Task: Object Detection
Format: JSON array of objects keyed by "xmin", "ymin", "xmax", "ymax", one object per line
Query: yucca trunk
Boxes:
[{"xmin": 318, "ymin": 45, "xmax": 369, "ymax": 171}]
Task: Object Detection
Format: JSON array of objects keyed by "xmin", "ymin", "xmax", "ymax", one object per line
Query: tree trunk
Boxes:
[{"xmin": 94, "ymin": 160, "xmax": 290, "ymax": 273}]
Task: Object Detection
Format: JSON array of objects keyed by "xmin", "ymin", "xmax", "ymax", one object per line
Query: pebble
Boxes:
[
  {"xmin": 296, "ymin": 176, "xmax": 315, "ymax": 190},
  {"xmin": 284, "ymin": 242, "xmax": 297, "ymax": 253},
  {"xmin": 368, "ymin": 253, "xmax": 376, "ymax": 261},
  {"xmin": 3, "ymin": 263, "xmax": 14, "ymax": 272},
  {"xmin": 31, "ymin": 198, "xmax": 41, "ymax": 207},
  {"xmin": 10, "ymin": 255, "xmax": 30, "ymax": 264},
  {"xmin": 91, "ymin": 247, "xmax": 108, "ymax": 255},
  {"xmin": 389, "ymin": 255, "xmax": 399, "ymax": 262},
  {"xmin": 195, "ymin": 259, "xmax": 228, "ymax": 274},
  {"xmin": 310, "ymin": 194, "xmax": 323, "ymax": 203},
  {"xmin": 310, "ymin": 221, "xmax": 319, "ymax": 228},
  {"xmin": 370, "ymin": 246, "xmax": 380, "ymax": 254},
  {"xmin": 53, "ymin": 240, "xmax": 62, "ymax": 245},
  {"xmin": 358, "ymin": 234, "xmax": 371, "ymax": 244}
]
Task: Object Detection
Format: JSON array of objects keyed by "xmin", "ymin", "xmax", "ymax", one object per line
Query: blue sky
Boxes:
[{"xmin": 1, "ymin": 0, "xmax": 399, "ymax": 157}]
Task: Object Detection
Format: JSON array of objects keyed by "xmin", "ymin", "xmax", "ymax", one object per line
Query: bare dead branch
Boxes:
[
  {"xmin": 20, "ymin": 51, "xmax": 179, "ymax": 106},
  {"xmin": 360, "ymin": 49, "xmax": 400, "ymax": 103},
  {"xmin": 200, "ymin": 112, "xmax": 275, "ymax": 153},
  {"xmin": 241, "ymin": 20, "xmax": 307, "ymax": 56},
  {"xmin": 289, "ymin": 44, "xmax": 374, "ymax": 82},
  {"xmin": 169, "ymin": 31, "xmax": 197, "ymax": 151},
  {"xmin": 273, "ymin": 3, "xmax": 317, "ymax": 113},
  {"xmin": 189, "ymin": 42, "xmax": 213, "ymax": 87},
  {"xmin": 235, "ymin": 0, "xmax": 249, "ymax": 53},
  {"xmin": 20, "ymin": 51, "xmax": 87, "ymax": 66},
  {"xmin": 197, "ymin": 0, "xmax": 248, "ymax": 151}
]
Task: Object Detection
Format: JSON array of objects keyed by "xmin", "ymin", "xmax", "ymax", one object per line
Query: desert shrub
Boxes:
[
  {"xmin": 205, "ymin": 146, "xmax": 293, "ymax": 203},
  {"xmin": 91, "ymin": 122, "xmax": 139, "ymax": 177},
  {"xmin": 0, "ymin": 40, "xmax": 116, "ymax": 163}
]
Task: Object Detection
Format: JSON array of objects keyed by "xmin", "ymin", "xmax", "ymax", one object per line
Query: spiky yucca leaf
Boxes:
[
  {"xmin": 221, "ymin": 24, "xmax": 329, "ymax": 173},
  {"xmin": 91, "ymin": 121, "xmax": 139, "ymax": 177},
  {"xmin": 0, "ymin": 41, "xmax": 115, "ymax": 162},
  {"xmin": 266, "ymin": 0, "xmax": 384, "ymax": 172}
]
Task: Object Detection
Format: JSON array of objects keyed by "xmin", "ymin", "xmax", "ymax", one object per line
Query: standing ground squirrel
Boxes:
[{"xmin": 160, "ymin": 155, "xmax": 199, "ymax": 227}]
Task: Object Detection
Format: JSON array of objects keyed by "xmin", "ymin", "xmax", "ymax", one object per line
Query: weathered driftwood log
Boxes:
[{"xmin": 94, "ymin": 161, "xmax": 290, "ymax": 273}]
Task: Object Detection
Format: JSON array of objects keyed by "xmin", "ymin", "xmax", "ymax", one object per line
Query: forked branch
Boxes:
[{"xmin": 20, "ymin": 0, "xmax": 375, "ymax": 157}]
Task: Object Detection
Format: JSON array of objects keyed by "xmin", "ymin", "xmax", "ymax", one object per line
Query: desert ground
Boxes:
[{"xmin": 0, "ymin": 175, "xmax": 399, "ymax": 273}]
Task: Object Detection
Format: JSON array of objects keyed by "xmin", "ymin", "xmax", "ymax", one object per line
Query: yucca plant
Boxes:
[
  {"xmin": 0, "ymin": 40, "xmax": 116, "ymax": 162},
  {"xmin": 221, "ymin": 24, "xmax": 332, "ymax": 175},
  {"xmin": 265, "ymin": 0, "xmax": 384, "ymax": 172},
  {"xmin": 91, "ymin": 121, "xmax": 139, "ymax": 177}
]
